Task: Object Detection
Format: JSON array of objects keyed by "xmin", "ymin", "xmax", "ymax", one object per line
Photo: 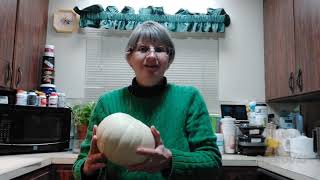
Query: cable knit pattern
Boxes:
[{"xmin": 73, "ymin": 84, "xmax": 221, "ymax": 180}]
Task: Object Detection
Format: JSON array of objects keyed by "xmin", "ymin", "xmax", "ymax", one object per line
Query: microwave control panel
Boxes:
[{"xmin": 0, "ymin": 114, "xmax": 11, "ymax": 143}]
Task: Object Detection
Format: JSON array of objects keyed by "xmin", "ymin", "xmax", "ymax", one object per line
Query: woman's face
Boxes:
[{"xmin": 127, "ymin": 39, "xmax": 171, "ymax": 87}]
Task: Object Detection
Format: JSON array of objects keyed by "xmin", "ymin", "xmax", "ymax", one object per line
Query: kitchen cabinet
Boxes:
[
  {"xmin": 14, "ymin": 164, "xmax": 74, "ymax": 180},
  {"xmin": 257, "ymin": 168, "xmax": 292, "ymax": 180},
  {"xmin": 0, "ymin": 0, "xmax": 48, "ymax": 90},
  {"xmin": 294, "ymin": 0, "xmax": 320, "ymax": 95},
  {"xmin": 218, "ymin": 167, "xmax": 259, "ymax": 180},
  {"xmin": 52, "ymin": 164, "xmax": 74, "ymax": 180},
  {"xmin": 263, "ymin": 0, "xmax": 295, "ymax": 100},
  {"xmin": 0, "ymin": 0, "xmax": 17, "ymax": 89},
  {"xmin": 263, "ymin": 0, "xmax": 320, "ymax": 101},
  {"xmin": 13, "ymin": 166, "xmax": 52, "ymax": 180}
]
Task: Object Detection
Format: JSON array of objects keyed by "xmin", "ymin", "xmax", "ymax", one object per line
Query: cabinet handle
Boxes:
[
  {"xmin": 296, "ymin": 69, "xmax": 303, "ymax": 92},
  {"xmin": 16, "ymin": 66, "xmax": 22, "ymax": 87},
  {"xmin": 288, "ymin": 72, "xmax": 294, "ymax": 93},
  {"xmin": 5, "ymin": 63, "xmax": 12, "ymax": 85}
]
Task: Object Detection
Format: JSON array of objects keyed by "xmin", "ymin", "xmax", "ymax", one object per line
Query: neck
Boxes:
[{"xmin": 128, "ymin": 77, "xmax": 167, "ymax": 97}]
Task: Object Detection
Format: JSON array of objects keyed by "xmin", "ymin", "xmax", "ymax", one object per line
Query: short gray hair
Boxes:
[{"xmin": 125, "ymin": 21, "xmax": 175, "ymax": 63}]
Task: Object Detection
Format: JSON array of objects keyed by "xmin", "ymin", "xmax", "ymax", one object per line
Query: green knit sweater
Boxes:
[{"xmin": 73, "ymin": 84, "xmax": 221, "ymax": 180}]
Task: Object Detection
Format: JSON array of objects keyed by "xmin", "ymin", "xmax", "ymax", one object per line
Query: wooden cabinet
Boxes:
[
  {"xmin": 218, "ymin": 167, "xmax": 292, "ymax": 180},
  {"xmin": 263, "ymin": 0, "xmax": 295, "ymax": 100},
  {"xmin": 218, "ymin": 167, "xmax": 259, "ymax": 180},
  {"xmin": 294, "ymin": 0, "xmax": 320, "ymax": 95},
  {"xmin": 52, "ymin": 164, "xmax": 75, "ymax": 180},
  {"xmin": 263, "ymin": 0, "xmax": 320, "ymax": 101},
  {"xmin": 13, "ymin": 166, "xmax": 52, "ymax": 180},
  {"xmin": 256, "ymin": 168, "xmax": 292, "ymax": 180},
  {"xmin": 14, "ymin": 165, "xmax": 74, "ymax": 180},
  {"xmin": 0, "ymin": 0, "xmax": 17, "ymax": 89},
  {"xmin": 0, "ymin": 0, "xmax": 48, "ymax": 90}
]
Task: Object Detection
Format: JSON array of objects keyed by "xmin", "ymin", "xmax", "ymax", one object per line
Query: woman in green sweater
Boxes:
[{"xmin": 73, "ymin": 21, "xmax": 221, "ymax": 180}]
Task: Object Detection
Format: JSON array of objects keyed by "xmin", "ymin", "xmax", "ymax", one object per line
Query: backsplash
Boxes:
[{"xmin": 301, "ymin": 102, "xmax": 320, "ymax": 137}]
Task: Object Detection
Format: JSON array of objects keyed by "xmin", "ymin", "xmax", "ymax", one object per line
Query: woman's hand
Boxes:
[
  {"xmin": 127, "ymin": 126, "xmax": 172, "ymax": 173},
  {"xmin": 83, "ymin": 125, "xmax": 107, "ymax": 176}
]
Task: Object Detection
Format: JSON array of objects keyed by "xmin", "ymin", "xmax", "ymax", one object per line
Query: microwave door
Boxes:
[{"xmin": 10, "ymin": 109, "xmax": 65, "ymax": 144}]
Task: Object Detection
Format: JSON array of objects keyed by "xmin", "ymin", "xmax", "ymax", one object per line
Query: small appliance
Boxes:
[{"xmin": 0, "ymin": 104, "xmax": 71, "ymax": 155}]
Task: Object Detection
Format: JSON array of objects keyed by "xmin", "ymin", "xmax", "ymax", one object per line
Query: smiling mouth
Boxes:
[{"xmin": 144, "ymin": 65, "xmax": 158, "ymax": 69}]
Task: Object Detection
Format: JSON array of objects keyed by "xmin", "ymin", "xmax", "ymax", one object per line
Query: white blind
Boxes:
[{"xmin": 85, "ymin": 35, "xmax": 219, "ymax": 113}]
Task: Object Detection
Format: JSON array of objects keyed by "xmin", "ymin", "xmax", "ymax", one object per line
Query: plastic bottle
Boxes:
[
  {"xmin": 48, "ymin": 92, "xmax": 58, "ymax": 107},
  {"xmin": 27, "ymin": 91, "xmax": 37, "ymax": 106},
  {"xmin": 38, "ymin": 92, "xmax": 47, "ymax": 107},
  {"xmin": 16, "ymin": 90, "xmax": 28, "ymax": 106},
  {"xmin": 57, "ymin": 92, "xmax": 66, "ymax": 107},
  {"xmin": 216, "ymin": 133, "xmax": 224, "ymax": 154}
]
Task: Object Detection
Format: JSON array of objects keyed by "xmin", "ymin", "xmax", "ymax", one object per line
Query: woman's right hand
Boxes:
[{"xmin": 83, "ymin": 125, "xmax": 107, "ymax": 176}]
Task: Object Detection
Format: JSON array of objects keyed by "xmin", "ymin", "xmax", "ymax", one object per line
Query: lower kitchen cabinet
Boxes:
[
  {"xmin": 13, "ymin": 165, "xmax": 292, "ymax": 180},
  {"xmin": 13, "ymin": 166, "xmax": 52, "ymax": 180},
  {"xmin": 257, "ymin": 168, "xmax": 292, "ymax": 180},
  {"xmin": 13, "ymin": 164, "xmax": 74, "ymax": 180},
  {"xmin": 218, "ymin": 167, "xmax": 292, "ymax": 180},
  {"xmin": 218, "ymin": 166, "xmax": 259, "ymax": 180},
  {"xmin": 52, "ymin": 164, "xmax": 74, "ymax": 180}
]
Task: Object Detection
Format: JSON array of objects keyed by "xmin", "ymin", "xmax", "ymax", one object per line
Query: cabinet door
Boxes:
[
  {"xmin": 12, "ymin": 0, "xmax": 48, "ymax": 90},
  {"xmin": 219, "ymin": 167, "xmax": 258, "ymax": 180},
  {"xmin": 13, "ymin": 166, "xmax": 52, "ymax": 180},
  {"xmin": 263, "ymin": 0, "xmax": 296, "ymax": 101},
  {"xmin": 0, "ymin": 0, "xmax": 17, "ymax": 89},
  {"xmin": 52, "ymin": 164, "xmax": 75, "ymax": 180},
  {"xmin": 294, "ymin": 0, "xmax": 320, "ymax": 94}
]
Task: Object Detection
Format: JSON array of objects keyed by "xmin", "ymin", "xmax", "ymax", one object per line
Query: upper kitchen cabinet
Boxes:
[
  {"xmin": 264, "ymin": 0, "xmax": 320, "ymax": 101},
  {"xmin": 11, "ymin": 0, "xmax": 49, "ymax": 90},
  {"xmin": 0, "ymin": 0, "xmax": 48, "ymax": 90},
  {"xmin": 0, "ymin": 0, "xmax": 17, "ymax": 89},
  {"xmin": 263, "ymin": 0, "xmax": 295, "ymax": 100},
  {"xmin": 294, "ymin": 0, "xmax": 320, "ymax": 95}
]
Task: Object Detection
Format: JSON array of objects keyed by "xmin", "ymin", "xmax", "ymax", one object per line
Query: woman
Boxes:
[{"xmin": 73, "ymin": 21, "xmax": 221, "ymax": 180}]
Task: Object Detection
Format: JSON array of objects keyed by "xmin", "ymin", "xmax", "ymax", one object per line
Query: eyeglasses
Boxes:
[{"xmin": 134, "ymin": 45, "xmax": 170, "ymax": 57}]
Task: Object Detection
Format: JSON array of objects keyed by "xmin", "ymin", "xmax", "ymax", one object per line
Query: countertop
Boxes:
[{"xmin": 0, "ymin": 152, "xmax": 319, "ymax": 180}]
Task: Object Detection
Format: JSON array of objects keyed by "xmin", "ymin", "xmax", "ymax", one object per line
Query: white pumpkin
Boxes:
[{"xmin": 96, "ymin": 112, "xmax": 155, "ymax": 166}]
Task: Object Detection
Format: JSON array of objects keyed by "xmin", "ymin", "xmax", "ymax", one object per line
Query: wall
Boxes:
[{"xmin": 46, "ymin": 0, "xmax": 265, "ymax": 105}]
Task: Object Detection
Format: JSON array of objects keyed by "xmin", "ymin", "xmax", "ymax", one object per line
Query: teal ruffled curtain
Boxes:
[{"xmin": 73, "ymin": 4, "xmax": 230, "ymax": 33}]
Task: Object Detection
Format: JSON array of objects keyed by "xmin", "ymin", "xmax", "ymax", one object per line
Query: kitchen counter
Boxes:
[{"xmin": 0, "ymin": 152, "xmax": 319, "ymax": 180}]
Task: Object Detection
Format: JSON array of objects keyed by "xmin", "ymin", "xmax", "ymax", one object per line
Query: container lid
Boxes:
[
  {"xmin": 50, "ymin": 92, "xmax": 58, "ymax": 96},
  {"xmin": 45, "ymin": 45, "xmax": 55, "ymax": 49},
  {"xmin": 220, "ymin": 117, "xmax": 235, "ymax": 124},
  {"xmin": 40, "ymin": 84, "xmax": 56, "ymax": 88}
]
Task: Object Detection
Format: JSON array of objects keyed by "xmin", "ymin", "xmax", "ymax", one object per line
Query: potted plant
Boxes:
[{"xmin": 72, "ymin": 101, "xmax": 96, "ymax": 141}]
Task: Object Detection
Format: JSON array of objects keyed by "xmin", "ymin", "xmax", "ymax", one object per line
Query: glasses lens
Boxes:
[{"xmin": 135, "ymin": 45, "xmax": 168, "ymax": 56}]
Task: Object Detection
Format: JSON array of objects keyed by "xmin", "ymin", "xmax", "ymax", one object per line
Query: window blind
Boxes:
[{"xmin": 85, "ymin": 35, "xmax": 219, "ymax": 113}]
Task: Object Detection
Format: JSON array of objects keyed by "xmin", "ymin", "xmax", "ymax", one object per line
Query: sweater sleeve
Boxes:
[
  {"xmin": 72, "ymin": 98, "xmax": 108, "ymax": 180},
  {"xmin": 169, "ymin": 88, "xmax": 222, "ymax": 177}
]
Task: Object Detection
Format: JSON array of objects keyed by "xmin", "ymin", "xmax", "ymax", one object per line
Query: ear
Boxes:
[
  {"xmin": 126, "ymin": 52, "xmax": 133, "ymax": 67},
  {"xmin": 166, "ymin": 60, "xmax": 173, "ymax": 70}
]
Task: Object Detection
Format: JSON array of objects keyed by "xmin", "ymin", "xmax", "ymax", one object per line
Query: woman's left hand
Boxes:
[{"xmin": 127, "ymin": 126, "xmax": 172, "ymax": 173}]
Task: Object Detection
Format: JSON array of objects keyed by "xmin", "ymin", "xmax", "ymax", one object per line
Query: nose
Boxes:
[{"xmin": 146, "ymin": 47, "xmax": 157, "ymax": 57}]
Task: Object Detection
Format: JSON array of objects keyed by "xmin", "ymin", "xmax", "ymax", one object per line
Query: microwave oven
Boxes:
[{"xmin": 0, "ymin": 104, "xmax": 71, "ymax": 155}]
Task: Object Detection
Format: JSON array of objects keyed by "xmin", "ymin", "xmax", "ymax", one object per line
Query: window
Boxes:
[{"xmin": 85, "ymin": 33, "xmax": 219, "ymax": 113}]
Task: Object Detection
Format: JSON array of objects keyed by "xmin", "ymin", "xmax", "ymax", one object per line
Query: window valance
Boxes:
[{"xmin": 73, "ymin": 5, "xmax": 230, "ymax": 33}]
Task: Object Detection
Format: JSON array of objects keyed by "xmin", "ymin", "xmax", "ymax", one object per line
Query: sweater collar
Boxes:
[{"xmin": 128, "ymin": 77, "xmax": 167, "ymax": 98}]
